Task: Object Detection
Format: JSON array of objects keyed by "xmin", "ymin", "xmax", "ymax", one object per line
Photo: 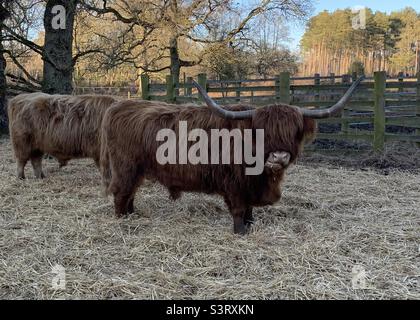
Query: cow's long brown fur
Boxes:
[
  {"xmin": 100, "ymin": 100, "xmax": 316, "ymax": 234},
  {"xmin": 8, "ymin": 92, "xmax": 119, "ymax": 179}
]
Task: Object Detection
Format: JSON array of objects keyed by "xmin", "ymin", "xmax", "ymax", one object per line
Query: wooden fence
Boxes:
[
  {"xmin": 76, "ymin": 71, "xmax": 420, "ymax": 152},
  {"xmin": 138, "ymin": 71, "xmax": 420, "ymax": 152}
]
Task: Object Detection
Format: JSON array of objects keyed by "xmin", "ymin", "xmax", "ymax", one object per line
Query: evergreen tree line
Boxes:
[{"xmin": 300, "ymin": 7, "xmax": 420, "ymax": 76}]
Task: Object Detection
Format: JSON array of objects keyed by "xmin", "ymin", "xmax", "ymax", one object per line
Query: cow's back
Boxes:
[
  {"xmin": 9, "ymin": 92, "xmax": 118, "ymax": 163},
  {"xmin": 102, "ymin": 100, "xmax": 255, "ymax": 195}
]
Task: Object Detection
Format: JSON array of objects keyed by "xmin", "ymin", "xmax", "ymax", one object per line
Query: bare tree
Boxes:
[
  {"xmin": 2, "ymin": 0, "xmax": 44, "ymax": 93},
  {"xmin": 2, "ymin": 0, "xmax": 107, "ymax": 94},
  {"xmin": 80, "ymin": 0, "xmax": 313, "ymax": 85},
  {"xmin": 42, "ymin": 0, "xmax": 78, "ymax": 93},
  {"xmin": 0, "ymin": 1, "xmax": 10, "ymax": 133}
]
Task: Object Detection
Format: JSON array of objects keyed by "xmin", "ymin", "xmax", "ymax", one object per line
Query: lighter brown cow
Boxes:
[{"xmin": 8, "ymin": 92, "xmax": 119, "ymax": 179}]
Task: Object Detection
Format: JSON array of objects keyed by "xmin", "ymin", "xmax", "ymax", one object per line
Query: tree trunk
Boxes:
[
  {"xmin": 0, "ymin": 3, "xmax": 9, "ymax": 134},
  {"xmin": 169, "ymin": 36, "xmax": 180, "ymax": 93},
  {"xmin": 42, "ymin": 0, "xmax": 77, "ymax": 94},
  {"xmin": 168, "ymin": 0, "xmax": 180, "ymax": 93}
]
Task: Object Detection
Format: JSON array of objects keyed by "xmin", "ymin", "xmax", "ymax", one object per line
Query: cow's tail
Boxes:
[
  {"xmin": 6, "ymin": 96, "xmax": 19, "ymax": 133},
  {"xmin": 6, "ymin": 96, "xmax": 25, "ymax": 146},
  {"xmin": 303, "ymin": 116, "xmax": 317, "ymax": 143}
]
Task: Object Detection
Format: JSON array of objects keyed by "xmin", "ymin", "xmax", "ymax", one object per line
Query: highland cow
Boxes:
[
  {"xmin": 100, "ymin": 77, "xmax": 364, "ymax": 234},
  {"xmin": 8, "ymin": 92, "xmax": 119, "ymax": 179}
]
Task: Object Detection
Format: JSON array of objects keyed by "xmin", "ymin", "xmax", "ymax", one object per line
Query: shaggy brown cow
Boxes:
[
  {"xmin": 100, "ymin": 77, "xmax": 364, "ymax": 234},
  {"xmin": 8, "ymin": 92, "xmax": 119, "ymax": 179}
]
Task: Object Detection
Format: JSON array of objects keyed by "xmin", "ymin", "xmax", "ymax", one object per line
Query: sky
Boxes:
[{"xmin": 287, "ymin": 0, "xmax": 420, "ymax": 50}]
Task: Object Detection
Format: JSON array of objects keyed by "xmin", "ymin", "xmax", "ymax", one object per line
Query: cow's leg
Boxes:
[
  {"xmin": 110, "ymin": 164, "xmax": 143, "ymax": 217},
  {"xmin": 12, "ymin": 142, "xmax": 30, "ymax": 179},
  {"xmin": 126, "ymin": 174, "xmax": 145, "ymax": 215},
  {"xmin": 127, "ymin": 198, "xmax": 135, "ymax": 214},
  {"xmin": 31, "ymin": 151, "xmax": 45, "ymax": 179},
  {"xmin": 16, "ymin": 158, "xmax": 28, "ymax": 180},
  {"xmin": 224, "ymin": 196, "xmax": 248, "ymax": 235},
  {"xmin": 114, "ymin": 193, "xmax": 132, "ymax": 217},
  {"xmin": 231, "ymin": 206, "xmax": 247, "ymax": 235},
  {"xmin": 124, "ymin": 172, "xmax": 144, "ymax": 215},
  {"xmin": 93, "ymin": 157, "xmax": 100, "ymax": 168},
  {"xmin": 117, "ymin": 185, "xmax": 141, "ymax": 216},
  {"xmin": 11, "ymin": 131, "xmax": 33, "ymax": 179},
  {"xmin": 244, "ymin": 207, "xmax": 254, "ymax": 227}
]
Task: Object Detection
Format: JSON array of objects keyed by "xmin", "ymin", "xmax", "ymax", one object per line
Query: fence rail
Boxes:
[{"xmin": 75, "ymin": 71, "xmax": 420, "ymax": 152}]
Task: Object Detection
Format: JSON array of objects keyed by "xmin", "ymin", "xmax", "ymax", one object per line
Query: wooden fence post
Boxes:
[
  {"xmin": 341, "ymin": 109, "xmax": 349, "ymax": 136},
  {"xmin": 186, "ymin": 77, "xmax": 193, "ymax": 96},
  {"xmin": 314, "ymin": 73, "xmax": 320, "ymax": 102},
  {"xmin": 416, "ymin": 72, "xmax": 420, "ymax": 147},
  {"xmin": 342, "ymin": 74, "xmax": 350, "ymax": 84},
  {"xmin": 166, "ymin": 74, "xmax": 175, "ymax": 102},
  {"xmin": 398, "ymin": 72, "xmax": 404, "ymax": 93},
  {"xmin": 330, "ymin": 73, "xmax": 335, "ymax": 84},
  {"xmin": 275, "ymin": 75, "xmax": 280, "ymax": 102},
  {"xmin": 279, "ymin": 72, "xmax": 290, "ymax": 104},
  {"xmin": 341, "ymin": 74, "xmax": 351, "ymax": 135},
  {"xmin": 183, "ymin": 72, "xmax": 187, "ymax": 96},
  {"xmin": 314, "ymin": 73, "xmax": 320, "ymax": 85},
  {"xmin": 373, "ymin": 71, "xmax": 386, "ymax": 153},
  {"xmin": 330, "ymin": 72, "xmax": 337, "ymax": 118},
  {"xmin": 197, "ymin": 73, "xmax": 207, "ymax": 102},
  {"xmin": 236, "ymin": 81, "xmax": 241, "ymax": 102},
  {"xmin": 140, "ymin": 74, "xmax": 150, "ymax": 100}
]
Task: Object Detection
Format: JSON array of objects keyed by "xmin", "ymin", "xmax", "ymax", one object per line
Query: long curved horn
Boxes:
[
  {"xmin": 300, "ymin": 75, "xmax": 365, "ymax": 119},
  {"xmin": 193, "ymin": 76, "xmax": 365, "ymax": 120},
  {"xmin": 192, "ymin": 80, "xmax": 255, "ymax": 120}
]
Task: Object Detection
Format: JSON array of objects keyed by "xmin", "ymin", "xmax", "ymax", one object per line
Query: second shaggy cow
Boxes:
[{"xmin": 8, "ymin": 92, "xmax": 119, "ymax": 179}]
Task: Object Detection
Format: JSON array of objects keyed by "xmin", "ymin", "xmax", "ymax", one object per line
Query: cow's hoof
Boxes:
[
  {"xmin": 115, "ymin": 212, "xmax": 126, "ymax": 218},
  {"xmin": 169, "ymin": 188, "xmax": 181, "ymax": 201},
  {"xmin": 244, "ymin": 219, "xmax": 254, "ymax": 227},
  {"xmin": 36, "ymin": 172, "xmax": 46, "ymax": 179},
  {"xmin": 233, "ymin": 224, "xmax": 248, "ymax": 235},
  {"xmin": 58, "ymin": 160, "xmax": 69, "ymax": 168},
  {"xmin": 127, "ymin": 203, "xmax": 135, "ymax": 214}
]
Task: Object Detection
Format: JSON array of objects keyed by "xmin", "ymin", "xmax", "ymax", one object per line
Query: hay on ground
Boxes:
[{"xmin": 0, "ymin": 137, "xmax": 419, "ymax": 299}]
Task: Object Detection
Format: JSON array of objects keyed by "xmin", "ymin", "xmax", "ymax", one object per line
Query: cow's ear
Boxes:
[
  {"xmin": 302, "ymin": 117, "xmax": 316, "ymax": 143},
  {"xmin": 251, "ymin": 109, "xmax": 267, "ymax": 130}
]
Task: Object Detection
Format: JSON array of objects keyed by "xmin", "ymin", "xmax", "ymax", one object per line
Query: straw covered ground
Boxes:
[{"xmin": 0, "ymin": 136, "xmax": 419, "ymax": 299}]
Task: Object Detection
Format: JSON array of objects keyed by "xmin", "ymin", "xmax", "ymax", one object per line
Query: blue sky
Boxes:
[{"xmin": 287, "ymin": 0, "xmax": 420, "ymax": 50}]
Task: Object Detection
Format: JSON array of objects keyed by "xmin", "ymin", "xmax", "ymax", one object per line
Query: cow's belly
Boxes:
[{"xmin": 251, "ymin": 183, "xmax": 282, "ymax": 207}]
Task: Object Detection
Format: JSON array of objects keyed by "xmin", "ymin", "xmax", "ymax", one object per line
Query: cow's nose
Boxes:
[{"xmin": 274, "ymin": 151, "xmax": 290, "ymax": 165}]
